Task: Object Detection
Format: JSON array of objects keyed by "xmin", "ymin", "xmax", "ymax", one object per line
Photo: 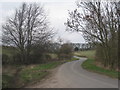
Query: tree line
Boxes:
[{"xmin": 65, "ymin": 1, "xmax": 120, "ymax": 70}]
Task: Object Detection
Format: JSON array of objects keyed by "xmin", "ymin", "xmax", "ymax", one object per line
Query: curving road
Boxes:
[{"xmin": 28, "ymin": 57, "xmax": 118, "ymax": 88}]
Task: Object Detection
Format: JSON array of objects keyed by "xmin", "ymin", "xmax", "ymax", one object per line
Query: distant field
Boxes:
[{"xmin": 74, "ymin": 50, "xmax": 96, "ymax": 59}]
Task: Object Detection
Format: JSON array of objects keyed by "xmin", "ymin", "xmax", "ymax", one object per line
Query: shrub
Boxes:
[
  {"xmin": 2, "ymin": 54, "xmax": 10, "ymax": 65},
  {"xmin": 44, "ymin": 54, "xmax": 52, "ymax": 60},
  {"xmin": 12, "ymin": 53, "xmax": 22, "ymax": 64},
  {"xmin": 29, "ymin": 53, "xmax": 43, "ymax": 64},
  {"xmin": 58, "ymin": 43, "xmax": 73, "ymax": 60}
]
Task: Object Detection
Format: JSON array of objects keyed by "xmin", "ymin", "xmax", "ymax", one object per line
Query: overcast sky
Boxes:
[{"xmin": 0, "ymin": 0, "xmax": 85, "ymax": 43}]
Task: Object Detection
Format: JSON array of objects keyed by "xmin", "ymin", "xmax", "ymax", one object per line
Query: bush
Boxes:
[
  {"xmin": 12, "ymin": 53, "xmax": 22, "ymax": 64},
  {"xmin": 29, "ymin": 53, "xmax": 43, "ymax": 64},
  {"xmin": 28, "ymin": 43, "xmax": 50, "ymax": 64},
  {"xmin": 58, "ymin": 53, "xmax": 72, "ymax": 60},
  {"xmin": 44, "ymin": 54, "xmax": 52, "ymax": 60},
  {"xmin": 31, "ymin": 54, "xmax": 52, "ymax": 63},
  {"xmin": 2, "ymin": 54, "xmax": 10, "ymax": 65},
  {"xmin": 58, "ymin": 43, "xmax": 73, "ymax": 60}
]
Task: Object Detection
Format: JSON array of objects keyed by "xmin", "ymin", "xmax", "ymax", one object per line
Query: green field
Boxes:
[
  {"xmin": 74, "ymin": 50, "xmax": 96, "ymax": 59},
  {"xmin": 74, "ymin": 50, "xmax": 119, "ymax": 78}
]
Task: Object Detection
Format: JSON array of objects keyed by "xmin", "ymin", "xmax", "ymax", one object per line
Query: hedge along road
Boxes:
[{"xmin": 27, "ymin": 57, "xmax": 118, "ymax": 88}]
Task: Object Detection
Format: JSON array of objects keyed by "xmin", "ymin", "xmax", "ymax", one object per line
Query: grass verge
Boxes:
[
  {"xmin": 20, "ymin": 61, "xmax": 63, "ymax": 84},
  {"xmin": 81, "ymin": 59, "xmax": 119, "ymax": 78},
  {"xmin": 3, "ymin": 61, "xmax": 63, "ymax": 88},
  {"xmin": 75, "ymin": 50, "xmax": 119, "ymax": 78}
]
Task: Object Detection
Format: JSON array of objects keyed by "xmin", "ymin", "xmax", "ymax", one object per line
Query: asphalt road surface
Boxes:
[{"xmin": 28, "ymin": 57, "xmax": 118, "ymax": 88}]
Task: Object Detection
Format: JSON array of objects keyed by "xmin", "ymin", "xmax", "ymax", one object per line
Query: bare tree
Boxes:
[
  {"xmin": 65, "ymin": 1, "xmax": 119, "ymax": 69},
  {"xmin": 2, "ymin": 3, "xmax": 54, "ymax": 64}
]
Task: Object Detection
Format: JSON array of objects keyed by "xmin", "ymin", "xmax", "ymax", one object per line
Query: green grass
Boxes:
[
  {"xmin": 75, "ymin": 50, "xmax": 119, "ymax": 78},
  {"xmin": 20, "ymin": 70, "xmax": 48, "ymax": 84},
  {"xmin": 21, "ymin": 62, "xmax": 62, "ymax": 72},
  {"xmin": 82, "ymin": 59, "xmax": 119, "ymax": 78},
  {"xmin": 19, "ymin": 61, "xmax": 63, "ymax": 86}
]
